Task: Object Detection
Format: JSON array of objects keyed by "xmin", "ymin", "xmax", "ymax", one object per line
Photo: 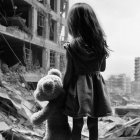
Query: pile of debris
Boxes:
[
  {"xmin": 82, "ymin": 107, "xmax": 140, "ymax": 140},
  {"xmin": 104, "ymin": 117, "xmax": 140, "ymax": 139},
  {"xmin": 0, "ymin": 16, "xmax": 32, "ymax": 35},
  {"xmin": 1, "ymin": 62, "xmax": 140, "ymax": 140},
  {"xmin": 0, "ymin": 66, "xmax": 45, "ymax": 139}
]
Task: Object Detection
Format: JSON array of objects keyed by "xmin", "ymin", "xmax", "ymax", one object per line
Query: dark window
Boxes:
[
  {"xmin": 50, "ymin": 50, "xmax": 56, "ymax": 68},
  {"xmin": 50, "ymin": 0, "xmax": 57, "ymax": 12},
  {"xmin": 37, "ymin": 12, "xmax": 45, "ymax": 36},
  {"xmin": 49, "ymin": 18, "xmax": 56, "ymax": 41}
]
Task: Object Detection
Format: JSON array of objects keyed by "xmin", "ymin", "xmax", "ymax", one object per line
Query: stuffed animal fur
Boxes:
[{"xmin": 31, "ymin": 69, "xmax": 71, "ymax": 140}]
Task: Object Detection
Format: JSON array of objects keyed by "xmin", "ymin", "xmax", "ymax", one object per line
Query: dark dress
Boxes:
[{"xmin": 63, "ymin": 42, "xmax": 112, "ymax": 118}]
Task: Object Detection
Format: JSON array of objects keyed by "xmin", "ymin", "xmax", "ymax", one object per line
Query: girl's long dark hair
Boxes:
[{"xmin": 67, "ymin": 3, "xmax": 110, "ymax": 58}]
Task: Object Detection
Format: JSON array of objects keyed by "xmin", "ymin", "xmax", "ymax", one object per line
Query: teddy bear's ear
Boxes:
[
  {"xmin": 42, "ymin": 79, "xmax": 54, "ymax": 94},
  {"xmin": 48, "ymin": 68, "xmax": 62, "ymax": 78}
]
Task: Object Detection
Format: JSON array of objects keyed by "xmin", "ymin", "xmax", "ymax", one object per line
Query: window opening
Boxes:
[
  {"xmin": 50, "ymin": 50, "xmax": 56, "ymax": 68},
  {"xmin": 50, "ymin": 0, "xmax": 57, "ymax": 12},
  {"xmin": 37, "ymin": 12, "xmax": 45, "ymax": 37},
  {"xmin": 49, "ymin": 18, "xmax": 57, "ymax": 42}
]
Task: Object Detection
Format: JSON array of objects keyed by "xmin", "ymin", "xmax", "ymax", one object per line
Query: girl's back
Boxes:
[
  {"xmin": 63, "ymin": 3, "xmax": 112, "ymax": 140},
  {"xmin": 63, "ymin": 40, "xmax": 112, "ymax": 118}
]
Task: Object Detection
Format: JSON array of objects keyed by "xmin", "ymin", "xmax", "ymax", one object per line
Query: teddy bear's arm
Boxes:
[{"xmin": 31, "ymin": 104, "xmax": 52, "ymax": 125}]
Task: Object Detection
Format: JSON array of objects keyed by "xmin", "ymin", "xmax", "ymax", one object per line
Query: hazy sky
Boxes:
[{"xmin": 69, "ymin": 0, "xmax": 140, "ymax": 80}]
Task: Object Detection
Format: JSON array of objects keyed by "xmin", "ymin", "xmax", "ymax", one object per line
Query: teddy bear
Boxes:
[{"xmin": 31, "ymin": 68, "xmax": 71, "ymax": 140}]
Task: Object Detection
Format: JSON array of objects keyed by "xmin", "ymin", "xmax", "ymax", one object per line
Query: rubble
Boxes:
[
  {"xmin": 1, "ymin": 66, "xmax": 140, "ymax": 140},
  {"xmin": 81, "ymin": 107, "xmax": 140, "ymax": 140},
  {"xmin": 115, "ymin": 105, "xmax": 140, "ymax": 118},
  {"xmin": 0, "ymin": 68, "xmax": 45, "ymax": 139},
  {"xmin": 1, "ymin": 62, "xmax": 140, "ymax": 140},
  {"xmin": 0, "ymin": 16, "xmax": 32, "ymax": 35},
  {"xmin": 104, "ymin": 118, "xmax": 140, "ymax": 139}
]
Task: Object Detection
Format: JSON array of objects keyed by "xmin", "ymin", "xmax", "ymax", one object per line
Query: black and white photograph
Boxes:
[{"xmin": 0, "ymin": 0, "xmax": 140, "ymax": 140}]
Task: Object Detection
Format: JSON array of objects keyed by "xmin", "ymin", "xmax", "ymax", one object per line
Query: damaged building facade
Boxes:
[
  {"xmin": 0, "ymin": 0, "xmax": 69, "ymax": 139},
  {"xmin": 0, "ymin": 0, "xmax": 69, "ymax": 82}
]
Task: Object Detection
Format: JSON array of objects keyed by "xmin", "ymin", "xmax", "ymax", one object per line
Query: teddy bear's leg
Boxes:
[
  {"xmin": 61, "ymin": 124, "xmax": 71, "ymax": 140},
  {"xmin": 43, "ymin": 130, "xmax": 71, "ymax": 140},
  {"xmin": 43, "ymin": 121, "xmax": 71, "ymax": 140}
]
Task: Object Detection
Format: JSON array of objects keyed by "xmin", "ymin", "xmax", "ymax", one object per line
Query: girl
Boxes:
[{"xmin": 63, "ymin": 3, "xmax": 112, "ymax": 140}]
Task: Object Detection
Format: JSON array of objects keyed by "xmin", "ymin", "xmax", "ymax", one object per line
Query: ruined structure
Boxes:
[
  {"xmin": 0, "ymin": 0, "xmax": 69, "ymax": 82},
  {"xmin": 0, "ymin": 1, "xmax": 69, "ymax": 138}
]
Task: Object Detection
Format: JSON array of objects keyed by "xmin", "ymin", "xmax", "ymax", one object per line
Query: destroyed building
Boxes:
[
  {"xmin": 131, "ymin": 57, "xmax": 140, "ymax": 99},
  {"xmin": 0, "ymin": 0, "xmax": 69, "ymax": 139},
  {"xmin": 0, "ymin": 0, "xmax": 69, "ymax": 83}
]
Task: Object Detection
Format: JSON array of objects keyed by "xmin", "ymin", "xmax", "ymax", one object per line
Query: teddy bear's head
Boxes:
[{"xmin": 34, "ymin": 69, "xmax": 63, "ymax": 101}]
